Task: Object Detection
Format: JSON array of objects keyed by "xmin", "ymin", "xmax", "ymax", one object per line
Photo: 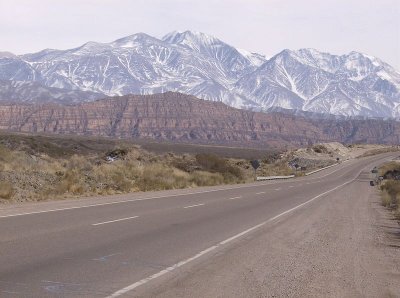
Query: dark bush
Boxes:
[
  {"xmin": 172, "ymin": 159, "xmax": 201, "ymax": 173},
  {"xmin": 312, "ymin": 144, "xmax": 328, "ymax": 154},
  {"xmin": 195, "ymin": 154, "xmax": 243, "ymax": 181},
  {"xmin": 380, "ymin": 180, "xmax": 400, "ymax": 206},
  {"xmin": 105, "ymin": 148, "xmax": 128, "ymax": 160}
]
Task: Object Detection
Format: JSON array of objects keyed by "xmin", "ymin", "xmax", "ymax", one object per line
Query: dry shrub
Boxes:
[
  {"xmin": 0, "ymin": 146, "xmax": 33, "ymax": 172},
  {"xmin": 380, "ymin": 180, "xmax": 400, "ymax": 207},
  {"xmin": 0, "ymin": 145, "xmax": 12, "ymax": 163},
  {"xmin": 379, "ymin": 161, "xmax": 400, "ymax": 177},
  {"xmin": 0, "ymin": 181, "xmax": 14, "ymax": 200},
  {"xmin": 381, "ymin": 190, "xmax": 392, "ymax": 207},
  {"xmin": 105, "ymin": 148, "xmax": 128, "ymax": 159},
  {"xmin": 312, "ymin": 144, "xmax": 328, "ymax": 154},
  {"xmin": 54, "ymin": 169, "xmax": 86, "ymax": 195},
  {"xmin": 196, "ymin": 154, "xmax": 228, "ymax": 172},
  {"xmin": 137, "ymin": 164, "xmax": 189, "ymax": 191},
  {"xmin": 190, "ymin": 171, "xmax": 224, "ymax": 186},
  {"xmin": 93, "ymin": 161, "xmax": 141, "ymax": 192},
  {"xmin": 36, "ymin": 159, "xmax": 64, "ymax": 175},
  {"xmin": 170, "ymin": 168, "xmax": 192, "ymax": 189},
  {"xmin": 66, "ymin": 155, "xmax": 93, "ymax": 171},
  {"xmin": 172, "ymin": 159, "xmax": 199, "ymax": 173},
  {"xmin": 259, "ymin": 160, "xmax": 293, "ymax": 177},
  {"xmin": 109, "ymin": 164, "xmax": 138, "ymax": 192},
  {"xmin": 195, "ymin": 154, "xmax": 243, "ymax": 182}
]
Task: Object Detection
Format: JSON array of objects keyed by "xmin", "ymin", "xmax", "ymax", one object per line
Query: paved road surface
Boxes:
[{"xmin": 0, "ymin": 153, "xmax": 399, "ymax": 297}]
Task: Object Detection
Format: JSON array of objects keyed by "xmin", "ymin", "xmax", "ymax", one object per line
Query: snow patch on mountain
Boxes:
[{"xmin": 0, "ymin": 31, "xmax": 399, "ymax": 117}]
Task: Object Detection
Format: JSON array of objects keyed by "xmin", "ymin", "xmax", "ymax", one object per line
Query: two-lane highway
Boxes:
[{"xmin": 0, "ymin": 153, "xmax": 396, "ymax": 297}]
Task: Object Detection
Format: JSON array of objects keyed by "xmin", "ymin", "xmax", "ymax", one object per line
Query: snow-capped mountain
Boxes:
[
  {"xmin": 0, "ymin": 31, "xmax": 399, "ymax": 117},
  {"xmin": 236, "ymin": 49, "xmax": 400, "ymax": 117},
  {"xmin": 0, "ymin": 80, "xmax": 104, "ymax": 104}
]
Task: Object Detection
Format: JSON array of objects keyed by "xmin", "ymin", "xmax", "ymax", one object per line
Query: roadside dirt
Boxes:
[
  {"xmin": 290, "ymin": 142, "xmax": 395, "ymax": 163},
  {"xmin": 140, "ymin": 171, "xmax": 400, "ymax": 297}
]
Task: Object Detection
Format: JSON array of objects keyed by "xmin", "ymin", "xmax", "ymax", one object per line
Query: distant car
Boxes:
[{"xmin": 369, "ymin": 181, "xmax": 375, "ymax": 186}]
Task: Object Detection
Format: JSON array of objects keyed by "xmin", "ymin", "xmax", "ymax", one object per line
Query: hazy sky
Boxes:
[{"xmin": 1, "ymin": 0, "xmax": 399, "ymax": 69}]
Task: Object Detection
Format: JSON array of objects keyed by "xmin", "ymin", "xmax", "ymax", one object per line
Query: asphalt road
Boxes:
[{"xmin": 0, "ymin": 153, "xmax": 397, "ymax": 297}]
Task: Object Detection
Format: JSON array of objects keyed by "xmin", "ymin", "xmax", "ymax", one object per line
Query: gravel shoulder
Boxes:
[{"xmin": 138, "ymin": 170, "xmax": 400, "ymax": 297}]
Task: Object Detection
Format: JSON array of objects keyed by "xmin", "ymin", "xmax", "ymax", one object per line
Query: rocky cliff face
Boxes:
[{"xmin": 0, "ymin": 92, "xmax": 399, "ymax": 147}]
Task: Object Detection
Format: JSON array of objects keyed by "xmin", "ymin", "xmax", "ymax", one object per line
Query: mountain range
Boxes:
[
  {"xmin": 0, "ymin": 92, "xmax": 399, "ymax": 147},
  {"xmin": 0, "ymin": 31, "xmax": 399, "ymax": 117}
]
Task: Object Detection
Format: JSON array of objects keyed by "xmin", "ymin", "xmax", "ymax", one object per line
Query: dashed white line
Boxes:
[
  {"xmin": 275, "ymin": 188, "xmax": 281, "ymax": 191},
  {"xmin": 289, "ymin": 186, "xmax": 294, "ymax": 188},
  {"xmin": 0, "ymin": 182, "xmax": 284, "ymax": 219},
  {"xmin": 183, "ymin": 203, "xmax": 205, "ymax": 209},
  {"xmin": 107, "ymin": 179, "xmax": 353, "ymax": 297},
  {"xmin": 228, "ymin": 196, "xmax": 242, "ymax": 200},
  {"xmin": 92, "ymin": 216, "xmax": 139, "ymax": 226},
  {"xmin": 256, "ymin": 192, "xmax": 266, "ymax": 195}
]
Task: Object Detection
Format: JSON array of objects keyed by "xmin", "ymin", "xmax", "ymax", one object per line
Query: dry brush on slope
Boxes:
[{"xmin": 0, "ymin": 133, "xmax": 294, "ymax": 203}]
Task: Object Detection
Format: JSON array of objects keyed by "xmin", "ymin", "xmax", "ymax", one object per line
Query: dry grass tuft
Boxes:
[
  {"xmin": 0, "ymin": 181, "xmax": 14, "ymax": 200},
  {"xmin": 381, "ymin": 190, "xmax": 392, "ymax": 207},
  {"xmin": 138, "ymin": 164, "xmax": 189, "ymax": 191},
  {"xmin": 190, "ymin": 171, "xmax": 224, "ymax": 187},
  {"xmin": 380, "ymin": 181, "xmax": 400, "ymax": 207}
]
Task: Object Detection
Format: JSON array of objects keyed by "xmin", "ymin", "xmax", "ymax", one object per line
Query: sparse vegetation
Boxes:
[
  {"xmin": 0, "ymin": 133, "xmax": 278, "ymax": 203},
  {"xmin": 379, "ymin": 162, "xmax": 400, "ymax": 220}
]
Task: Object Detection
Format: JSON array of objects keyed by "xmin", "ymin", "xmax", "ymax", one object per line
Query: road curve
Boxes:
[{"xmin": 0, "ymin": 152, "xmax": 398, "ymax": 297}]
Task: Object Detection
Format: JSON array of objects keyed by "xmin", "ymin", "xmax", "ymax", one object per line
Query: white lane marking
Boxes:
[
  {"xmin": 93, "ymin": 253, "xmax": 122, "ymax": 261},
  {"xmin": 2, "ymin": 291, "xmax": 20, "ymax": 294},
  {"xmin": 274, "ymin": 188, "xmax": 281, "ymax": 191},
  {"xmin": 106, "ymin": 179, "xmax": 352, "ymax": 297},
  {"xmin": 256, "ymin": 192, "xmax": 266, "ymax": 195},
  {"xmin": 92, "ymin": 216, "xmax": 139, "ymax": 226},
  {"xmin": 183, "ymin": 203, "xmax": 205, "ymax": 209},
  {"xmin": 228, "ymin": 196, "xmax": 242, "ymax": 200},
  {"xmin": 289, "ymin": 186, "xmax": 294, "ymax": 188},
  {"xmin": 41, "ymin": 280, "xmax": 82, "ymax": 285},
  {"xmin": 0, "ymin": 181, "xmax": 289, "ymax": 219}
]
